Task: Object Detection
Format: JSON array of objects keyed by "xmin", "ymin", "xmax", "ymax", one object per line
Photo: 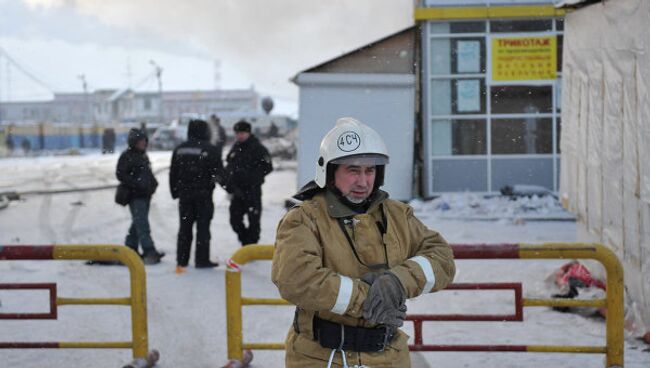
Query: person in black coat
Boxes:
[
  {"xmin": 170, "ymin": 119, "xmax": 224, "ymax": 272},
  {"xmin": 223, "ymin": 120, "xmax": 273, "ymax": 245},
  {"xmin": 116, "ymin": 128, "xmax": 164, "ymax": 264},
  {"xmin": 209, "ymin": 114, "xmax": 227, "ymax": 158}
]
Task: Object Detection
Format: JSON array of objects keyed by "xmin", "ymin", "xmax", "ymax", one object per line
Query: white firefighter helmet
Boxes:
[{"xmin": 315, "ymin": 117, "xmax": 389, "ymax": 188}]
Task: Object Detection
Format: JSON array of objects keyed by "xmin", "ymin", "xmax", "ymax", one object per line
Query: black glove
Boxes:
[{"xmin": 362, "ymin": 272, "xmax": 407, "ymax": 328}]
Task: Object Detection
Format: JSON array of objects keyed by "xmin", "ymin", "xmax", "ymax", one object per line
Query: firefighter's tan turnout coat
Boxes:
[{"xmin": 272, "ymin": 190, "xmax": 456, "ymax": 367}]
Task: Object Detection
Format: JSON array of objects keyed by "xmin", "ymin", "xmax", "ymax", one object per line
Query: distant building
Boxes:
[{"xmin": 0, "ymin": 88, "xmax": 261, "ymax": 125}]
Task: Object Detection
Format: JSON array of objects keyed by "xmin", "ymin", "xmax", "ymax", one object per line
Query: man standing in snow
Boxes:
[
  {"xmin": 209, "ymin": 114, "xmax": 227, "ymax": 159},
  {"xmin": 170, "ymin": 119, "xmax": 224, "ymax": 273},
  {"xmin": 272, "ymin": 117, "xmax": 455, "ymax": 367},
  {"xmin": 116, "ymin": 128, "xmax": 165, "ymax": 265},
  {"xmin": 223, "ymin": 120, "xmax": 273, "ymax": 246}
]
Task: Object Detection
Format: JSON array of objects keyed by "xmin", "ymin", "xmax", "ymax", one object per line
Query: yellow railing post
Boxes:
[
  {"xmin": 52, "ymin": 245, "xmax": 149, "ymax": 359},
  {"xmin": 226, "ymin": 258, "xmax": 244, "ymax": 361},
  {"xmin": 226, "ymin": 245, "xmax": 277, "ymax": 361},
  {"xmin": 519, "ymin": 243, "xmax": 625, "ymax": 367}
]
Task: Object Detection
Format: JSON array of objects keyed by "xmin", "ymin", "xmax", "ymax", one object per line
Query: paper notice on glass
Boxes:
[
  {"xmin": 456, "ymin": 40, "xmax": 480, "ymax": 73},
  {"xmin": 456, "ymin": 79, "xmax": 480, "ymax": 112}
]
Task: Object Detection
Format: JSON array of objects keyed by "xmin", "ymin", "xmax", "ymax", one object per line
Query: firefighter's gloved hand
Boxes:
[
  {"xmin": 360, "ymin": 271, "xmax": 384, "ymax": 285},
  {"xmin": 362, "ymin": 272, "xmax": 407, "ymax": 327}
]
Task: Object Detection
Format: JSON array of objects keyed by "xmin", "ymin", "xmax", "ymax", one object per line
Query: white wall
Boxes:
[
  {"xmin": 295, "ymin": 73, "xmax": 415, "ymax": 201},
  {"xmin": 561, "ymin": 0, "xmax": 650, "ymax": 336}
]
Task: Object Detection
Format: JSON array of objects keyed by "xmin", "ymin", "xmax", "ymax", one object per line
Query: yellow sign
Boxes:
[{"xmin": 492, "ymin": 36, "xmax": 557, "ymax": 81}]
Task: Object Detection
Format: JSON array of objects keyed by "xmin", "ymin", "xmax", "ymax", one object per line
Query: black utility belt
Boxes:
[{"xmin": 312, "ymin": 316, "xmax": 395, "ymax": 352}]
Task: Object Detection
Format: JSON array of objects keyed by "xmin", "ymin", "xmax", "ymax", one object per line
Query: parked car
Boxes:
[{"xmin": 149, "ymin": 126, "xmax": 181, "ymax": 150}]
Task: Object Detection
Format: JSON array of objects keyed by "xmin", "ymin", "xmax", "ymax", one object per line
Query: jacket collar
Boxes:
[{"xmin": 324, "ymin": 189, "xmax": 388, "ymax": 218}]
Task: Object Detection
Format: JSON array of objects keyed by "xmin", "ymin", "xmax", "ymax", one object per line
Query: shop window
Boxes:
[
  {"xmin": 490, "ymin": 20, "xmax": 553, "ymax": 33},
  {"xmin": 491, "ymin": 118, "xmax": 553, "ymax": 154},
  {"xmin": 430, "ymin": 21, "xmax": 486, "ymax": 34},
  {"xmin": 432, "ymin": 119, "xmax": 487, "ymax": 156},
  {"xmin": 491, "ymin": 85, "xmax": 552, "ymax": 114},
  {"xmin": 432, "ymin": 78, "xmax": 486, "ymax": 115},
  {"xmin": 556, "ymin": 18, "xmax": 564, "ymax": 31},
  {"xmin": 430, "ymin": 38, "xmax": 486, "ymax": 75}
]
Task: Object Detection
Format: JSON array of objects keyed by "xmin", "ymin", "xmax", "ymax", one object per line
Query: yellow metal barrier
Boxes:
[
  {"xmin": 225, "ymin": 243, "xmax": 624, "ymax": 367},
  {"xmin": 0, "ymin": 245, "xmax": 150, "ymax": 360}
]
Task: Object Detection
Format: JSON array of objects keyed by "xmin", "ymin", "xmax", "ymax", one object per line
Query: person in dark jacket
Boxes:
[
  {"xmin": 223, "ymin": 120, "xmax": 273, "ymax": 245},
  {"xmin": 209, "ymin": 114, "xmax": 227, "ymax": 158},
  {"xmin": 116, "ymin": 128, "xmax": 165, "ymax": 265},
  {"xmin": 170, "ymin": 119, "xmax": 224, "ymax": 273}
]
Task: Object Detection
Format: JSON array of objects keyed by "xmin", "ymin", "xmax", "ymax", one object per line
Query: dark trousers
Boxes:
[
  {"xmin": 229, "ymin": 187, "xmax": 262, "ymax": 246},
  {"xmin": 177, "ymin": 195, "xmax": 214, "ymax": 266},
  {"xmin": 125, "ymin": 197, "xmax": 156, "ymax": 255}
]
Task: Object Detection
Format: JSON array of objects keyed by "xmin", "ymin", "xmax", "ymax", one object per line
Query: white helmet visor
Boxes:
[{"xmin": 330, "ymin": 153, "xmax": 389, "ymax": 166}]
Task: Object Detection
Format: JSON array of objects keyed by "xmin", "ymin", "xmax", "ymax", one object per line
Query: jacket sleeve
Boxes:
[
  {"xmin": 258, "ymin": 145, "xmax": 273, "ymax": 177},
  {"xmin": 272, "ymin": 208, "xmax": 369, "ymax": 318},
  {"xmin": 116, "ymin": 153, "xmax": 139, "ymax": 189},
  {"xmin": 389, "ymin": 206, "xmax": 456, "ymax": 298},
  {"xmin": 169, "ymin": 150, "xmax": 179, "ymax": 199}
]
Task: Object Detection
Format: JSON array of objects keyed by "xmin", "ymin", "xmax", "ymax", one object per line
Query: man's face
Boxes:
[
  {"xmin": 235, "ymin": 131, "xmax": 250, "ymax": 142},
  {"xmin": 334, "ymin": 164, "xmax": 376, "ymax": 203},
  {"xmin": 135, "ymin": 139, "xmax": 147, "ymax": 151}
]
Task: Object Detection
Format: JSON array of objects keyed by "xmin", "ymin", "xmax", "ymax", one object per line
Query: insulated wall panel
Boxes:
[
  {"xmin": 586, "ymin": 73, "xmax": 603, "ymax": 239},
  {"xmin": 622, "ymin": 70, "xmax": 641, "ymax": 266},
  {"xmin": 576, "ymin": 74, "xmax": 589, "ymax": 225},
  {"xmin": 601, "ymin": 76, "xmax": 624, "ymax": 258}
]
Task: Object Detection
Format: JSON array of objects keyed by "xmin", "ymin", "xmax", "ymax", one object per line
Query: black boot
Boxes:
[
  {"xmin": 195, "ymin": 260, "xmax": 219, "ymax": 268},
  {"xmin": 143, "ymin": 250, "xmax": 165, "ymax": 265}
]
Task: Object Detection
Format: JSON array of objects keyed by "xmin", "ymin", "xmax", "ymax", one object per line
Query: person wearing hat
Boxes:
[
  {"xmin": 115, "ymin": 128, "xmax": 165, "ymax": 265},
  {"xmin": 223, "ymin": 120, "xmax": 273, "ymax": 245},
  {"xmin": 271, "ymin": 117, "xmax": 455, "ymax": 367}
]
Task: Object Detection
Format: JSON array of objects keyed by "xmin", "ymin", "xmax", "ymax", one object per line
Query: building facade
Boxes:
[
  {"xmin": 419, "ymin": 0, "xmax": 565, "ymax": 196},
  {"xmin": 0, "ymin": 88, "xmax": 260, "ymax": 125},
  {"xmin": 293, "ymin": 1, "xmax": 565, "ymax": 198}
]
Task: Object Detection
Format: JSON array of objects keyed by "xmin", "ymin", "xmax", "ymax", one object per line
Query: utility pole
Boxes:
[
  {"xmin": 78, "ymin": 74, "xmax": 88, "ymax": 148},
  {"xmin": 149, "ymin": 60, "xmax": 164, "ymax": 124},
  {"xmin": 78, "ymin": 74, "xmax": 88, "ymax": 125},
  {"xmin": 214, "ymin": 59, "xmax": 221, "ymax": 90}
]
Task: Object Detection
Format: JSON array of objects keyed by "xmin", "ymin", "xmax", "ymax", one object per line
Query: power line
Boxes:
[{"xmin": 0, "ymin": 47, "xmax": 55, "ymax": 93}]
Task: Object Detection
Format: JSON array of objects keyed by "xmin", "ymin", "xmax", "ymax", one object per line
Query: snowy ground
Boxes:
[{"xmin": 0, "ymin": 152, "xmax": 648, "ymax": 367}]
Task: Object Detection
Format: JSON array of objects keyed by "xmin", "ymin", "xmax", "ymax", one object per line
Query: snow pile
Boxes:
[{"xmin": 410, "ymin": 192, "xmax": 575, "ymax": 221}]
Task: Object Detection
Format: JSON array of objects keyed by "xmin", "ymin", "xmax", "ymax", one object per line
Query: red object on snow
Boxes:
[
  {"xmin": 555, "ymin": 261, "xmax": 606, "ymax": 290},
  {"xmin": 643, "ymin": 332, "xmax": 650, "ymax": 345}
]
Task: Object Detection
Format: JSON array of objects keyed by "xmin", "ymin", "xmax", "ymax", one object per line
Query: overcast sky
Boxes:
[{"xmin": 0, "ymin": 0, "xmax": 414, "ymax": 116}]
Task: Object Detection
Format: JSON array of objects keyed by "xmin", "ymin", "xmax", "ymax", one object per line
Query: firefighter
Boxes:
[{"xmin": 272, "ymin": 117, "xmax": 455, "ymax": 367}]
